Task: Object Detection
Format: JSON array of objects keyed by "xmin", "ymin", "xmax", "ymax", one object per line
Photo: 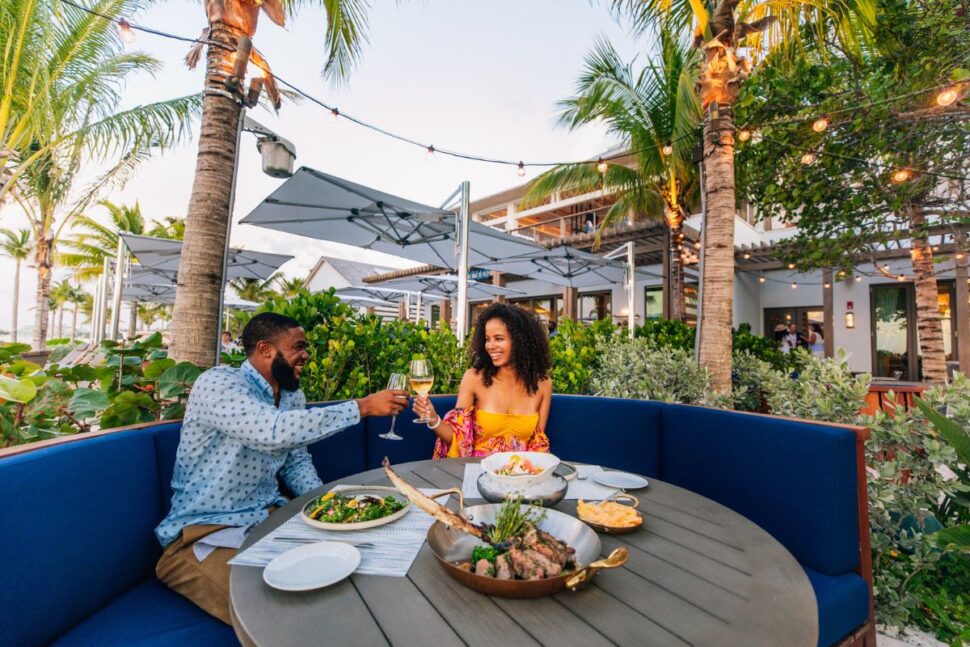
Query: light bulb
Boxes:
[
  {"xmin": 787, "ymin": 262, "xmax": 796, "ymax": 269},
  {"xmin": 937, "ymin": 87, "xmax": 959, "ymax": 107},
  {"xmin": 957, "ymin": 253, "xmax": 966, "ymax": 260},
  {"xmin": 426, "ymin": 145, "xmax": 435, "ymax": 160},
  {"xmin": 812, "ymin": 117, "xmax": 829, "ymax": 133},
  {"xmin": 897, "ymin": 275, "xmax": 906, "ymax": 282},
  {"xmin": 743, "ymin": 252, "xmax": 751, "ymax": 260},
  {"xmin": 662, "ymin": 144, "xmax": 673, "ymax": 156},
  {"xmin": 801, "ymin": 152, "xmax": 816, "ymax": 166},
  {"xmin": 737, "ymin": 128, "xmax": 751, "ymax": 142},
  {"xmin": 824, "ymin": 282, "xmax": 832, "ymax": 289},
  {"xmin": 891, "ymin": 168, "xmax": 912, "ymax": 184},
  {"xmin": 791, "ymin": 282, "xmax": 798, "ymax": 289},
  {"xmin": 694, "ymin": 242, "xmax": 701, "ymax": 249},
  {"xmin": 330, "ymin": 108, "xmax": 339, "ymax": 122},
  {"xmin": 517, "ymin": 161, "xmax": 526, "ymax": 177},
  {"xmin": 855, "ymin": 275, "xmax": 862, "ymax": 282},
  {"xmin": 118, "ymin": 19, "xmax": 135, "ymax": 46},
  {"xmin": 758, "ymin": 276, "xmax": 766, "ymax": 284},
  {"xmin": 933, "ymin": 245, "xmax": 940, "ymax": 252},
  {"xmin": 596, "ymin": 158, "xmax": 608, "ymax": 174}
]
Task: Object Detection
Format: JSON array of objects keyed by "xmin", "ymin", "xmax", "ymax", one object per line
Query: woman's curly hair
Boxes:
[{"xmin": 470, "ymin": 303, "xmax": 551, "ymax": 395}]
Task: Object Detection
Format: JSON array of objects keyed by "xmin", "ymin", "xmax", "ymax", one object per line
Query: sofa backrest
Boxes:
[
  {"xmin": 547, "ymin": 395, "xmax": 664, "ymax": 478},
  {"xmin": 660, "ymin": 404, "xmax": 860, "ymax": 576},
  {"xmin": 153, "ymin": 421, "xmax": 187, "ymax": 516},
  {"xmin": 0, "ymin": 429, "xmax": 164, "ymax": 646}
]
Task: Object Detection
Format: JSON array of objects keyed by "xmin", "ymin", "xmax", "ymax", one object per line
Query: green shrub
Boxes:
[
  {"xmin": 635, "ymin": 319, "xmax": 694, "ymax": 350},
  {"xmin": 764, "ymin": 350, "xmax": 870, "ymax": 424},
  {"xmin": 591, "ymin": 336, "xmax": 712, "ymax": 404},
  {"xmin": 733, "ymin": 322, "xmax": 788, "ymax": 371},
  {"xmin": 548, "ymin": 318, "xmax": 615, "ymax": 394},
  {"xmin": 730, "ymin": 351, "xmax": 778, "ymax": 413}
]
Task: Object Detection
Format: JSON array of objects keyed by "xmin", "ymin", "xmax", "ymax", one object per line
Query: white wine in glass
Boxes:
[
  {"xmin": 379, "ymin": 373, "xmax": 408, "ymax": 440},
  {"xmin": 409, "ymin": 358, "xmax": 434, "ymax": 423}
]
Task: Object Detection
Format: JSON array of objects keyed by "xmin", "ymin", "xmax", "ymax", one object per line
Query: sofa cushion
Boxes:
[
  {"xmin": 152, "ymin": 422, "xmax": 185, "ymax": 516},
  {"xmin": 0, "ymin": 429, "xmax": 164, "ymax": 646},
  {"xmin": 548, "ymin": 395, "xmax": 664, "ymax": 478},
  {"xmin": 366, "ymin": 396, "xmax": 458, "ymax": 469},
  {"xmin": 53, "ymin": 578, "xmax": 239, "ymax": 646},
  {"xmin": 306, "ymin": 402, "xmax": 368, "ymax": 482},
  {"xmin": 660, "ymin": 404, "xmax": 860, "ymax": 575},
  {"xmin": 803, "ymin": 567, "xmax": 870, "ymax": 647}
]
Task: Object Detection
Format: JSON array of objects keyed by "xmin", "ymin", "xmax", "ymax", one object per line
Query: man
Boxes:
[
  {"xmin": 155, "ymin": 312, "xmax": 408, "ymax": 624},
  {"xmin": 220, "ymin": 330, "xmax": 239, "ymax": 354},
  {"xmin": 783, "ymin": 323, "xmax": 807, "ymax": 354}
]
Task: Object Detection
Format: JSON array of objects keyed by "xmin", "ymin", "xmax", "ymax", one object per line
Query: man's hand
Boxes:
[{"xmin": 356, "ymin": 389, "xmax": 410, "ymax": 417}]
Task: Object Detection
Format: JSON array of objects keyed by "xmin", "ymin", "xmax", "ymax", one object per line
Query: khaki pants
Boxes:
[{"xmin": 156, "ymin": 524, "xmax": 236, "ymax": 625}]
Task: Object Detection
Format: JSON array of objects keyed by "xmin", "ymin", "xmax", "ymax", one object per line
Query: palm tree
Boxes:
[
  {"xmin": 170, "ymin": 1, "xmax": 374, "ymax": 366},
  {"xmin": 59, "ymin": 200, "xmax": 147, "ymax": 281},
  {"xmin": 609, "ymin": 0, "xmax": 875, "ymax": 392},
  {"xmin": 49, "ymin": 281, "xmax": 75, "ymax": 339},
  {"xmin": 524, "ymin": 32, "xmax": 702, "ymax": 321},
  {"xmin": 229, "ymin": 277, "xmax": 276, "ymax": 303},
  {"xmin": 0, "ymin": 0, "xmax": 201, "ymax": 350},
  {"xmin": 0, "ymin": 228, "xmax": 31, "ymax": 342},
  {"xmin": 66, "ymin": 285, "xmax": 88, "ymax": 340},
  {"xmin": 273, "ymin": 275, "xmax": 306, "ymax": 298},
  {"xmin": 146, "ymin": 216, "xmax": 186, "ymax": 240}
]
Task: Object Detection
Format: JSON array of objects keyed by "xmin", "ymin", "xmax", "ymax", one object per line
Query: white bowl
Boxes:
[{"xmin": 480, "ymin": 451, "xmax": 560, "ymax": 488}]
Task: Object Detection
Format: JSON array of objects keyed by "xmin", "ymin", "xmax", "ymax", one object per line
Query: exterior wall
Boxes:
[{"xmin": 305, "ymin": 264, "xmax": 352, "ymax": 292}]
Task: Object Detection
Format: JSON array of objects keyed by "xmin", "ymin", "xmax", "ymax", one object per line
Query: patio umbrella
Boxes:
[
  {"xmin": 377, "ymin": 275, "xmax": 524, "ymax": 300},
  {"xmin": 238, "ymin": 167, "xmax": 542, "ymax": 268},
  {"xmin": 122, "ymin": 284, "xmax": 260, "ymax": 310},
  {"xmin": 120, "ymin": 233, "xmax": 293, "ymax": 282},
  {"xmin": 334, "ymin": 286, "xmax": 445, "ymax": 303},
  {"xmin": 477, "ymin": 246, "xmax": 629, "ymax": 288},
  {"xmin": 336, "ymin": 294, "xmax": 398, "ymax": 309}
]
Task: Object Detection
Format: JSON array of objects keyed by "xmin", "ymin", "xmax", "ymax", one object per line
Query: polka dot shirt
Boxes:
[{"xmin": 155, "ymin": 360, "xmax": 360, "ymax": 547}]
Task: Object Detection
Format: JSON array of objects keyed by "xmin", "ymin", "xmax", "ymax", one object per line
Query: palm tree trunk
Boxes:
[
  {"xmin": 697, "ymin": 102, "xmax": 737, "ymax": 393},
  {"xmin": 71, "ymin": 304, "xmax": 78, "ymax": 340},
  {"xmin": 11, "ymin": 260, "xmax": 20, "ymax": 342},
  {"xmin": 670, "ymin": 228, "xmax": 685, "ymax": 321},
  {"xmin": 32, "ymin": 232, "xmax": 52, "ymax": 350},
  {"xmin": 908, "ymin": 207, "xmax": 947, "ymax": 382},
  {"xmin": 57, "ymin": 306, "xmax": 64, "ymax": 339},
  {"xmin": 128, "ymin": 301, "xmax": 137, "ymax": 339},
  {"xmin": 170, "ymin": 21, "xmax": 244, "ymax": 366}
]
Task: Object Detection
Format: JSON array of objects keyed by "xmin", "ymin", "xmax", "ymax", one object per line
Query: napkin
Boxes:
[{"xmin": 193, "ymin": 526, "xmax": 251, "ymax": 562}]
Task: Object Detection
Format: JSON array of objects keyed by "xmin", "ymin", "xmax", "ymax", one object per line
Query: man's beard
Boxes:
[{"xmin": 271, "ymin": 352, "xmax": 301, "ymax": 392}]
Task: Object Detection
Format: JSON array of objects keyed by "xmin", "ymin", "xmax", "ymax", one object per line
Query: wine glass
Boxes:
[
  {"xmin": 409, "ymin": 358, "xmax": 435, "ymax": 423},
  {"xmin": 379, "ymin": 373, "xmax": 408, "ymax": 441}
]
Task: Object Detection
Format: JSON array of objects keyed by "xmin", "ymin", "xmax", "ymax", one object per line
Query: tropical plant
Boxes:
[
  {"xmin": 609, "ymin": 0, "xmax": 876, "ymax": 392},
  {"xmin": 547, "ymin": 317, "xmax": 617, "ymax": 395},
  {"xmin": 0, "ymin": 0, "xmax": 201, "ymax": 350},
  {"xmin": 591, "ymin": 335, "xmax": 713, "ymax": 403},
  {"xmin": 0, "ymin": 228, "xmax": 31, "ymax": 342},
  {"xmin": 736, "ymin": 0, "xmax": 970, "ymax": 383},
  {"xmin": 525, "ymin": 29, "xmax": 702, "ymax": 320},
  {"xmin": 170, "ymin": 0, "xmax": 377, "ymax": 366},
  {"xmin": 48, "ymin": 280, "xmax": 75, "ymax": 339},
  {"xmin": 65, "ymin": 285, "xmax": 87, "ymax": 340},
  {"xmin": 229, "ymin": 277, "xmax": 277, "ymax": 304},
  {"xmin": 145, "ymin": 215, "xmax": 185, "ymax": 240},
  {"xmin": 59, "ymin": 200, "xmax": 147, "ymax": 282},
  {"xmin": 273, "ymin": 275, "xmax": 306, "ymax": 298}
]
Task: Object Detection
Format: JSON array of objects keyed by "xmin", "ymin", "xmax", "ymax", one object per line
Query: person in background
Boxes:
[
  {"xmin": 547, "ymin": 320, "xmax": 558, "ymax": 337},
  {"xmin": 155, "ymin": 313, "xmax": 408, "ymax": 625},
  {"xmin": 808, "ymin": 322, "xmax": 825, "ymax": 357},
  {"xmin": 221, "ymin": 330, "xmax": 239, "ymax": 353},
  {"xmin": 413, "ymin": 303, "xmax": 553, "ymax": 458},
  {"xmin": 783, "ymin": 322, "xmax": 808, "ymax": 354}
]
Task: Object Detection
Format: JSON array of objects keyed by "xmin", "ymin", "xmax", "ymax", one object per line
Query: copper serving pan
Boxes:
[{"xmin": 426, "ymin": 503, "xmax": 627, "ymax": 598}]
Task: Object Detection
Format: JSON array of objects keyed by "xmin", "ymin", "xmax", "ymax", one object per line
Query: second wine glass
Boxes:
[
  {"xmin": 379, "ymin": 373, "xmax": 408, "ymax": 441},
  {"xmin": 409, "ymin": 358, "xmax": 435, "ymax": 423}
]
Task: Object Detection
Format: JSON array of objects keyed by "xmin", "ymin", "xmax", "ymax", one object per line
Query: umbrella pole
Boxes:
[
  {"xmin": 109, "ymin": 235, "xmax": 127, "ymax": 341},
  {"xmin": 626, "ymin": 241, "xmax": 636, "ymax": 340},
  {"xmin": 415, "ymin": 292, "xmax": 423, "ymax": 324},
  {"xmin": 455, "ymin": 181, "xmax": 471, "ymax": 344},
  {"xmin": 99, "ymin": 257, "xmax": 111, "ymax": 343}
]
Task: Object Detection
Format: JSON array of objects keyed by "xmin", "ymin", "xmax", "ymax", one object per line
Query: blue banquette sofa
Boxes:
[{"xmin": 0, "ymin": 395, "xmax": 874, "ymax": 646}]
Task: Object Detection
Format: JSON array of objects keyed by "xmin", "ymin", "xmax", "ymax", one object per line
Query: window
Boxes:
[
  {"xmin": 645, "ymin": 287, "xmax": 662, "ymax": 320},
  {"xmin": 579, "ymin": 292, "xmax": 611, "ymax": 322},
  {"xmin": 510, "ymin": 296, "xmax": 561, "ymax": 323},
  {"xmin": 430, "ymin": 304, "xmax": 440, "ymax": 326}
]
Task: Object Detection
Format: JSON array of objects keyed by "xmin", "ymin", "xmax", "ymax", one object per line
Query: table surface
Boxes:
[{"xmin": 230, "ymin": 458, "xmax": 817, "ymax": 647}]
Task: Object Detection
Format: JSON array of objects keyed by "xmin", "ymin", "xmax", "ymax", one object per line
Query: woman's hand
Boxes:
[{"xmin": 413, "ymin": 396, "xmax": 439, "ymax": 426}]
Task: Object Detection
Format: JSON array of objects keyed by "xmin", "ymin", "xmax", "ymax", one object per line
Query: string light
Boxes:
[
  {"xmin": 517, "ymin": 161, "xmax": 526, "ymax": 177},
  {"xmin": 737, "ymin": 128, "xmax": 752, "ymax": 142},
  {"xmin": 743, "ymin": 252, "xmax": 751, "ymax": 259},
  {"xmin": 957, "ymin": 253, "xmax": 967, "ymax": 260},
  {"xmin": 891, "ymin": 168, "xmax": 912, "ymax": 184},
  {"xmin": 855, "ymin": 275, "xmax": 862, "ymax": 282},
  {"xmin": 791, "ymin": 282, "xmax": 798, "ymax": 289},
  {"xmin": 787, "ymin": 262, "xmax": 796, "ymax": 269},
  {"xmin": 897, "ymin": 275, "xmax": 907, "ymax": 282},
  {"xmin": 758, "ymin": 275, "xmax": 766, "ymax": 283},
  {"xmin": 662, "ymin": 144, "xmax": 673, "ymax": 156},
  {"xmin": 596, "ymin": 158, "xmax": 608, "ymax": 174},
  {"xmin": 937, "ymin": 87, "xmax": 959, "ymax": 107},
  {"xmin": 823, "ymin": 282, "xmax": 831, "ymax": 289},
  {"xmin": 118, "ymin": 19, "xmax": 135, "ymax": 45},
  {"xmin": 812, "ymin": 117, "xmax": 829, "ymax": 133},
  {"xmin": 694, "ymin": 241, "xmax": 701, "ymax": 249},
  {"xmin": 329, "ymin": 107, "xmax": 339, "ymax": 122},
  {"xmin": 426, "ymin": 145, "xmax": 435, "ymax": 160},
  {"xmin": 800, "ymin": 152, "xmax": 816, "ymax": 166}
]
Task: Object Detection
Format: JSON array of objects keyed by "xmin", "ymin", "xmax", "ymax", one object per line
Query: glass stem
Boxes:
[{"xmin": 389, "ymin": 415, "xmax": 397, "ymax": 433}]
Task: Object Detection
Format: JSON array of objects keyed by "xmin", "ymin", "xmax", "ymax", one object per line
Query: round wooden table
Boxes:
[{"xmin": 230, "ymin": 458, "xmax": 817, "ymax": 646}]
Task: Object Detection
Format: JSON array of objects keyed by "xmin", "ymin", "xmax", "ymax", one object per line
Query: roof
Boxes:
[{"xmin": 305, "ymin": 256, "xmax": 398, "ymax": 286}]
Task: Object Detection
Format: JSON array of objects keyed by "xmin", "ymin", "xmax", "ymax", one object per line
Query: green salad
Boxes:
[{"xmin": 305, "ymin": 491, "xmax": 406, "ymax": 523}]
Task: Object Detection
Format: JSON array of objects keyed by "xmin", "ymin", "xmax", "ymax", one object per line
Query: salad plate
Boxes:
[
  {"xmin": 262, "ymin": 541, "xmax": 360, "ymax": 591},
  {"xmin": 301, "ymin": 486, "xmax": 410, "ymax": 531}
]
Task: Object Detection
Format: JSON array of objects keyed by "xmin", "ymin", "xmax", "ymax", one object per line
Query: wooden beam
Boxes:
[
  {"xmin": 441, "ymin": 299, "xmax": 452, "ymax": 327},
  {"xmin": 492, "ymin": 271, "xmax": 506, "ymax": 304},
  {"xmin": 822, "ymin": 269, "xmax": 834, "ymax": 358},
  {"xmin": 561, "ymin": 287, "xmax": 578, "ymax": 321}
]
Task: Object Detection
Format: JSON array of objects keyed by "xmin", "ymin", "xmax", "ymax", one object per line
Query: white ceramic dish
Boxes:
[
  {"xmin": 592, "ymin": 471, "xmax": 649, "ymax": 490},
  {"xmin": 480, "ymin": 451, "xmax": 560, "ymax": 487},
  {"xmin": 262, "ymin": 541, "xmax": 360, "ymax": 591},
  {"xmin": 301, "ymin": 486, "xmax": 411, "ymax": 531}
]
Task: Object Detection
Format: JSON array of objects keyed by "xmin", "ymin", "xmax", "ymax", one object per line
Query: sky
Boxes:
[{"xmin": 0, "ymin": 0, "xmax": 654, "ymax": 336}]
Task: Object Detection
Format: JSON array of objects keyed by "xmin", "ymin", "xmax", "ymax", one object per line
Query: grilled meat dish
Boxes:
[{"xmin": 466, "ymin": 521, "xmax": 577, "ymax": 580}]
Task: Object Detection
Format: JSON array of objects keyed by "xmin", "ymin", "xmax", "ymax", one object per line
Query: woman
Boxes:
[
  {"xmin": 413, "ymin": 303, "xmax": 553, "ymax": 458},
  {"xmin": 808, "ymin": 322, "xmax": 825, "ymax": 357}
]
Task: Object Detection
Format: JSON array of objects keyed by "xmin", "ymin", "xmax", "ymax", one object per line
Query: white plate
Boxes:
[
  {"xmin": 301, "ymin": 486, "xmax": 411, "ymax": 531},
  {"xmin": 592, "ymin": 471, "xmax": 649, "ymax": 490},
  {"xmin": 262, "ymin": 542, "xmax": 361, "ymax": 591}
]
